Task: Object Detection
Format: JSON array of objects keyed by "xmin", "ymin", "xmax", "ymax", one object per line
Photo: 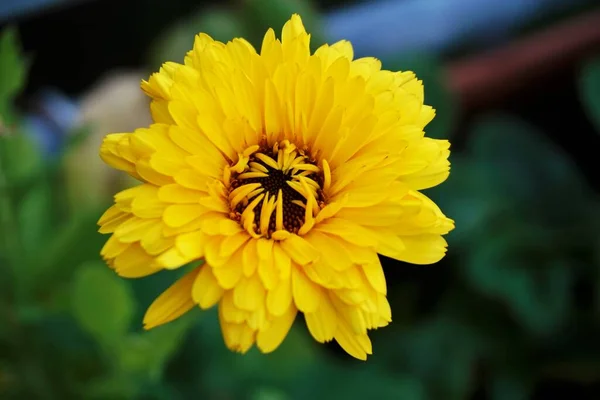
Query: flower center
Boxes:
[{"xmin": 228, "ymin": 140, "xmax": 325, "ymax": 239}]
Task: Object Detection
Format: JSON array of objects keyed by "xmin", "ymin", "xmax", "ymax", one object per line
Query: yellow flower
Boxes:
[{"xmin": 98, "ymin": 14, "xmax": 454, "ymax": 360}]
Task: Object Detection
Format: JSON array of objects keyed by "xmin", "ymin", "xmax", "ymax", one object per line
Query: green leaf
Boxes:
[
  {"xmin": 297, "ymin": 367, "xmax": 425, "ymax": 400},
  {"xmin": 400, "ymin": 317, "xmax": 480, "ymax": 400},
  {"xmin": 490, "ymin": 373, "xmax": 532, "ymax": 400},
  {"xmin": 438, "ymin": 114, "xmax": 594, "ymax": 242},
  {"xmin": 200, "ymin": 322, "xmax": 319, "ymax": 396},
  {"xmin": 71, "ymin": 261, "xmax": 135, "ymax": 346},
  {"xmin": 0, "ymin": 132, "xmax": 43, "ymax": 185},
  {"xmin": 251, "ymin": 387, "xmax": 290, "ymax": 400},
  {"xmin": 30, "ymin": 209, "xmax": 106, "ymax": 295},
  {"xmin": 466, "ymin": 230, "xmax": 571, "ymax": 336},
  {"xmin": 17, "ymin": 181, "xmax": 52, "ymax": 254},
  {"xmin": 579, "ymin": 56, "xmax": 600, "ymax": 132},
  {"xmin": 85, "ymin": 373, "xmax": 141, "ymax": 400},
  {"xmin": 0, "ymin": 27, "xmax": 27, "ymax": 122},
  {"xmin": 468, "ymin": 115, "xmax": 588, "ymax": 209},
  {"xmin": 427, "ymin": 155, "xmax": 500, "ymax": 247},
  {"xmin": 384, "ymin": 54, "xmax": 458, "ymax": 140},
  {"xmin": 117, "ymin": 312, "xmax": 198, "ymax": 382},
  {"xmin": 242, "ymin": 0, "xmax": 324, "ymax": 49}
]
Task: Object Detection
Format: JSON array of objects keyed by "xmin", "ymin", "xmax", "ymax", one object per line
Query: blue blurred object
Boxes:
[
  {"xmin": 324, "ymin": 0, "xmax": 591, "ymax": 57},
  {"xmin": 0, "ymin": 0, "xmax": 91, "ymax": 23},
  {"xmin": 24, "ymin": 89, "xmax": 80, "ymax": 158}
]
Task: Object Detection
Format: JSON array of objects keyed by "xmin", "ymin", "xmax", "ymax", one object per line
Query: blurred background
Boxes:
[{"xmin": 1, "ymin": 0, "xmax": 600, "ymax": 399}]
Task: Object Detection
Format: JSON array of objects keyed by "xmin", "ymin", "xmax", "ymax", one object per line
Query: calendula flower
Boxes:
[{"xmin": 98, "ymin": 14, "xmax": 454, "ymax": 360}]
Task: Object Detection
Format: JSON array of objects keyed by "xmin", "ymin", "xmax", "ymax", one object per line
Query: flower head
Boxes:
[{"xmin": 98, "ymin": 14, "xmax": 454, "ymax": 360}]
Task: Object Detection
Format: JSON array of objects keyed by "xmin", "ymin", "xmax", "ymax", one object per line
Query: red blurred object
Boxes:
[{"xmin": 447, "ymin": 8, "xmax": 600, "ymax": 111}]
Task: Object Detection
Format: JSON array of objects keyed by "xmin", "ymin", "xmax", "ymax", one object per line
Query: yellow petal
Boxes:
[
  {"xmin": 266, "ymin": 277, "xmax": 292, "ymax": 316},
  {"xmin": 219, "ymin": 313, "xmax": 256, "ymax": 354},
  {"xmin": 163, "ymin": 204, "xmax": 207, "ymax": 228},
  {"xmin": 246, "ymin": 303, "xmax": 268, "ymax": 331},
  {"xmin": 280, "ymin": 234, "xmax": 320, "ymax": 266},
  {"xmin": 333, "ymin": 320, "xmax": 372, "ymax": 361},
  {"xmin": 98, "ymin": 205, "xmax": 124, "ymax": 226},
  {"xmin": 291, "ymin": 266, "xmax": 321, "ymax": 313},
  {"xmin": 396, "ymin": 234, "xmax": 448, "ymax": 265},
  {"xmin": 158, "ymin": 184, "xmax": 204, "ymax": 203},
  {"xmin": 331, "ymin": 40, "xmax": 353, "ymax": 60},
  {"xmin": 143, "ymin": 268, "xmax": 199, "ymax": 330},
  {"xmin": 155, "ymin": 246, "xmax": 192, "ymax": 269},
  {"xmin": 314, "ymin": 218, "xmax": 378, "ymax": 248},
  {"xmin": 361, "ymin": 255, "xmax": 387, "ymax": 294},
  {"xmin": 112, "ymin": 244, "xmax": 160, "ymax": 278},
  {"xmin": 256, "ymin": 305, "xmax": 297, "ymax": 353},
  {"xmin": 220, "ymin": 290, "xmax": 246, "ymax": 323},
  {"xmin": 330, "ymin": 294, "xmax": 368, "ymax": 335},
  {"xmin": 199, "ymin": 213, "xmax": 243, "ymax": 236},
  {"xmin": 303, "ymin": 231, "xmax": 353, "ymax": 271},
  {"xmin": 141, "ymin": 224, "xmax": 174, "ymax": 255},
  {"xmin": 220, "ymin": 232, "xmax": 251, "ymax": 259},
  {"xmin": 101, "ymin": 213, "xmax": 131, "ymax": 233},
  {"xmin": 233, "ymin": 275, "xmax": 265, "ymax": 311},
  {"xmin": 136, "ymin": 158, "xmax": 173, "ymax": 186},
  {"xmin": 305, "ymin": 295, "xmax": 337, "ymax": 343},
  {"xmin": 175, "ymin": 230, "xmax": 206, "ymax": 259},
  {"xmin": 242, "ymin": 239, "xmax": 259, "ymax": 277},
  {"xmin": 100, "ymin": 235, "xmax": 130, "ymax": 259},
  {"xmin": 113, "ymin": 217, "xmax": 158, "ymax": 243},
  {"xmin": 192, "ymin": 265, "xmax": 224, "ymax": 309},
  {"xmin": 257, "ymin": 239, "xmax": 278, "ymax": 290},
  {"xmin": 212, "ymin": 248, "xmax": 243, "ymax": 289}
]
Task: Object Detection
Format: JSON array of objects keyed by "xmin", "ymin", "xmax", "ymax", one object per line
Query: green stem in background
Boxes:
[{"xmin": 0, "ymin": 139, "xmax": 25, "ymax": 304}]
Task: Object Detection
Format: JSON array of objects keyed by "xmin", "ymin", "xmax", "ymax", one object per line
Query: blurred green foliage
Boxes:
[
  {"xmin": 580, "ymin": 56, "xmax": 600, "ymax": 133},
  {"xmin": 2, "ymin": 3, "xmax": 600, "ymax": 400}
]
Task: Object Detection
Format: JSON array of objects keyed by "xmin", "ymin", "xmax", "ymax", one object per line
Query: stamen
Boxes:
[
  {"xmin": 298, "ymin": 176, "xmax": 320, "ymax": 216},
  {"xmin": 246, "ymin": 187, "xmax": 265, "ymax": 200},
  {"xmin": 304, "ymin": 177, "xmax": 320, "ymax": 189},
  {"xmin": 259, "ymin": 194, "xmax": 276, "ymax": 234},
  {"xmin": 298, "ymin": 192, "xmax": 315, "ymax": 236},
  {"xmin": 231, "ymin": 156, "xmax": 249, "ymax": 173},
  {"xmin": 288, "ymin": 156, "xmax": 304, "ymax": 171},
  {"xmin": 281, "ymin": 150, "xmax": 291, "ymax": 172},
  {"xmin": 223, "ymin": 166, "xmax": 232, "ymax": 187},
  {"xmin": 228, "ymin": 142, "xmax": 327, "ymax": 237},
  {"xmin": 271, "ymin": 230, "xmax": 290, "ymax": 240},
  {"xmin": 282, "ymin": 141, "xmax": 296, "ymax": 154},
  {"xmin": 322, "ymin": 159, "xmax": 331, "ymax": 193},
  {"xmin": 291, "ymin": 200, "xmax": 306, "ymax": 208},
  {"xmin": 294, "ymin": 163, "xmax": 320, "ymax": 173},
  {"xmin": 229, "ymin": 183, "xmax": 261, "ymax": 208},
  {"xmin": 241, "ymin": 193, "xmax": 264, "ymax": 222},
  {"xmin": 275, "ymin": 189, "xmax": 284, "ymax": 231},
  {"xmin": 297, "ymin": 170, "xmax": 314, "ymax": 177},
  {"xmin": 243, "ymin": 144, "xmax": 260, "ymax": 157},
  {"xmin": 240, "ymin": 193, "xmax": 265, "ymax": 237},
  {"xmin": 286, "ymin": 180, "xmax": 306, "ymax": 199},
  {"xmin": 238, "ymin": 171, "xmax": 269, "ymax": 179},
  {"xmin": 249, "ymin": 162, "xmax": 269, "ymax": 173},
  {"xmin": 288, "ymin": 178, "xmax": 318, "ymax": 200},
  {"xmin": 277, "ymin": 149, "xmax": 285, "ymax": 170},
  {"xmin": 255, "ymin": 153, "xmax": 279, "ymax": 170}
]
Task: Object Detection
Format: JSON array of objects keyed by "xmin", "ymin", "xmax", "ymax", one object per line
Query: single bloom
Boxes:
[{"xmin": 98, "ymin": 14, "xmax": 454, "ymax": 360}]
